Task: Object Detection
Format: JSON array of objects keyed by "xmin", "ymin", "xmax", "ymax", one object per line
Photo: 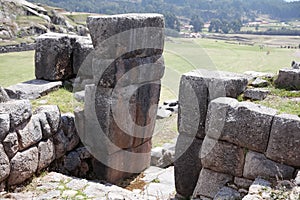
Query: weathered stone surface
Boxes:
[
  {"xmin": 243, "ymin": 151, "xmax": 294, "ymax": 180},
  {"xmin": 38, "ymin": 138, "xmax": 55, "ymax": 171},
  {"xmin": 250, "ymin": 78, "xmax": 269, "ymax": 87},
  {"xmin": 76, "ymin": 147, "xmax": 91, "ymax": 160},
  {"xmin": 295, "ymin": 170, "xmax": 300, "ymax": 186},
  {"xmin": 244, "ymin": 71, "xmax": 275, "ymax": 79},
  {"xmin": 193, "ymin": 168, "xmax": 233, "ymax": 199},
  {"xmin": 18, "ymin": 114, "xmax": 43, "ymax": 150},
  {"xmin": 72, "ymin": 37, "xmax": 93, "ymax": 75},
  {"xmin": 35, "ymin": 112, "xmax": 52, "ymax": 139},
  {"xmin": 275, "ymin": 68, "xmax": 300, "ymax": 90},
  {"xmin": 243, "ymin": 88, "xmax": 270, "ymax": 101},
  {"xmin": 150, "ymin": 146, "xmax": 163, "ymax": 166},
  {"xmin": 87, "ymin": 14, "xmax": 165, "ymax": 59},
  {"xmin": 174, "ymin": 134, "xmax": 203, "ymax": 198},
  {"xmin": 35, "ymin": 33, "xmax": 74, "ymax": 81},
  {"xmin": 214, "ymin": 187, "xmax": 241, "ymax": 200},
  {"xmin": 0, "ymin": 113, "xmax": 10, "ymax": 141},
  {"xmin": 60, "ymin": 113, "xmax": 80, "ymax": 151},
  {"xmin": 178, "ymin": 73, "xmax": 208, "ymax": 138},
  {"xmin": 206, "ymin": 97, "xmax": 277, "ymax": 153},
  {"xmin": 8, "ymin": 146, "xmax": 38, "ymax": 186},
  {"xmin": 34, "ymin": 105, "xmax": 60, "ymax": 135},
  {"xmin": 201, "ymin": 137, "xmax": 245, "ymax": 177},
  {"xmin": 53, "ymin": 130, "xmax": 68, "ymax": 159},
  {"xmin": 0, "ymin": 144, "xmax": 10, "ymax": 182},
  {"xmin": 266, "ymin": 114, "xmax": 300, "ymax": 167},
  {"xmin": 0, "ymin": 99, "xmax": 32, "ymax": 128},
  {"xmin": 248, "ymin": 178, "xmax": 271, "ymax": 195},
  {"xmin": 234, "ymin": 177, "xmax": 253, "ymax": 189},
  {"xmin": 3, "ymin": 132, "xmax": 19, "ymax": 158},
  {"xmin": 92, "ymin": 140, "xmax": 151, "ymax": 184},
  {"xmin": 6, "ymin": 79, "xmax": 62, "ymax": 100},
  {"xmin": 64, "ymin": 151, "xmax": 81, "ymax": 172},
  {"xmin": 0, "ymin": 86, "xmax": 9, "ymax": 103}
]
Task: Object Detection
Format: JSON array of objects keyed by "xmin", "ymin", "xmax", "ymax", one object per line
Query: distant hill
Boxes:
[{"xmin": 27, "ymin": 0, "xmax": 300, "ymax": 22}]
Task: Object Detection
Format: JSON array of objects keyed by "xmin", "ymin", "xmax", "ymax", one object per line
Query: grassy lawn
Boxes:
[{"xmin": 0, "ymin": 51, "xmax": 35, "ymax": 87}]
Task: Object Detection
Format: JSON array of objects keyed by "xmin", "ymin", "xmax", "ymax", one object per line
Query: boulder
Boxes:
[
  {"xmin": 0, "ymin": 144, "xmax": 10, "ymax": 182},
  {"xmin": 291, "ymin": 61, "xmax": 300, "ymax": 69},
  {"xmin": 0, "ymin": 99, "xmax": 32, "ymax": 128},
  {"xmin": 87, "ymin": 14, "xmax": 165, "ymax": 59},
  {"xmin": 201, "ymin": 137, "xmax": 245, "ymax": 177},
  {"xmin": 8, "ymin": 147, "xmax": 38, "ymax": 186},
  {"xmin": 250, "ymin": 78, "xmax": 269, "ymax": 87},
  {"xmin": 38, "ymin": 138, "xmax": 55, "ymax": 171},
  {"xmin": 274, "ymin": 68, "xmax": 300, "ymax": 90},
  {"xmin": 60, "ymin": 113, "xmax": 80, "ymax": 151},
  {"xmin": 243, "ymin": 151, "xmax": 294, "ymax": 180},
  {"xmin": 52, "ymin": 130, "xmax": 68, "ymax": 159},
  {"xmin": 266, "ymin": 114, "xmax": 300, "ymax": 167},
  {"xmin": 0, "ymin": 86, "xmax": 9, "ymax": 103},
  {"xmin": 193, "ymin": 168, "xmax": 233, "ymax": 199},
  {"xmin": 243, "ymin": 88, "xmax": 269, "ymax": 101},
  {"xmin": 3, "ymin": 132, "xmax": 19, "ymax": 159},
  {"xmin": 64, "ymin": 151, "xmax": 81, "ymax": 172},
  {"xmin": 205, "ymin": 97, "xmax": 277, "ymax": 153},
  {"xmin": 34, "ymin": 105, "xmax": 60, "ymax": 134},
  {"xmin": 174, "ymin": 134, "xmax": 203, "ymax": 198},
  {"xmin": 35, "ymin": 33, "xmax": 74, "ymax": 81},
  {"xmin": 18, "ymin": 114, "xmax": 43, "ymax": 150},
  {"xmin": 0, "ymin": 113, "xmax": 10, "ymax": 142},
  {"xmin": 72, "ymin": 37, "xmax": 93, "ymax": 75}
]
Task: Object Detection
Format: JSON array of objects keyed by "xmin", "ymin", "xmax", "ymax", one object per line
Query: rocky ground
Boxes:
[{"xmin": 0, "ymin": 167, "xmax": 175, "ymax": 200}]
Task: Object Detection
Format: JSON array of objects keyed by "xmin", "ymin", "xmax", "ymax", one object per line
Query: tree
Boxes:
[
  {"xmin": 231, "ymin": 19, "xmax": 242, "ymax": 33},
  {"xmin": 209, "ymin": 19, "xmax": 222, "ymax": 33},
  {"xmin": 164, "ymin": 12, "xmax": 180, "ymax": 32},
  {"xmin": 190, "ymin": 15, "xmax": 204, "ymax": 32}
]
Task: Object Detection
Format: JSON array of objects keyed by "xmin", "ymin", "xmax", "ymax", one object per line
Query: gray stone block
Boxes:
[
  {"xmin": 34, "ymin": 105, "xmax": 60, "ymax": 135},
  {"xmin": 201, "ymin": 137, "xmax": 245, "ymax": 177},
  {"xmin": 60, "ymin": 113, "xmax": 80, "ymax": 152},
  {"xmin": 64, "ymin": 151, "xmax": 81, "ymax": 172},
  {"xmin": 0, "ymin": 86, "xmax": 9, "ymax": 103},
  {"xmin": 0, "ymin": 99, "xmax": 32, "ymax": 128},
  {"xmin": 193, "ymin": 168, "xmax": 233, "ymax": 199},
  {"xmin": 87, "ymin": 14, "xmax": 165, "ymax": 59},
  {"xmin": 53, "ymin": 130, "xmax": 68, "ymax": 159},
  {"xmin": 72, "ymin": 37, "xmax": 93, "ymax": 75},
  {"xmin": 275, "ymin": 68, "xmax": 300, "ymax": 90},
  {"xmin": 244, "ymin": 88, "xmax": 270, "ymax": 101},
  {"xmin": 243, "ymin": 151, "xmax": 294, "ymax": 180},
  {"xmin": 214, "ymin": 187, "xmax": 241, "ymax": 200},
  {"xmin": 206, "ymin": 97, "xmax": 277, "ymax": 153},
  {"xmin": 250, "ymin": 77, "xmax": 269, "ymax": 88},
  {"xmin": 18, "ymin": 114, "xmax": 43, "ymax": 150},
  {"xmin": 35, "ymin": 33, "xmax": 74, "ymax": 81},
  {"xmin": 0, "ymin": 144, "xmax": 10, "ymax": 182},
  {"xmin": 6, "ymin": 79, "xmax": 62, "ymax": 100},
  {"xmin": 38, "ymin": 138, "xmax": 55, "ymax": 171},
  {"xmin": 8, "ymin": 146, "xmax": 38, "ymax": 186},
  {"xmin": 3, "ymin": 132, "xmax": 19, "ymax": 159},
  {"xmin": 266, "ymin": 114, "xmax": 300, "ymax": 167},
  {"xmin": 234, "ymin": 177, "xmax": 253, "ymax": 189},
  {"xmin": 174, "ymin": 134, "xmax": 203, "ymax": 198},
  {"xmin": 0, "ymin": 113, "xmax": 10, "ymax": 142}
]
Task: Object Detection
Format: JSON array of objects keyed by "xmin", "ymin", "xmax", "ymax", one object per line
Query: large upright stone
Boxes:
[
  {"xmin": 72, "ymin": 36, "xmax": 93, "ymax": 75},
  {"xmin": 35, "ymin": 33, "xmax": 74, "ymax": 81},
  {"xmin": 266, "ymin": 114, "xmax": 300, "ymax": 167},
  {"xmin": 205, "ymin": 97, "xmax": 277, "ymax": 153},
  {"xmin": 274, "ymin": 68, "xmax": 300, "ymax": 90},
  {"xmin": 87, "ymin": 14, "xmax": 164, "ymax": 59},
  {"xmin": 0, "ymin": 100, "xmax": 32, "ymax": 128}
]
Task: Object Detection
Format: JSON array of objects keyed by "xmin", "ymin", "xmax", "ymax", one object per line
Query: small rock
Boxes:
[
  {"xmin": 150, "ymin": 147, "xmax": 163, "ymax": 166},
  {"xmin": 3, "ymin": 132, "xmax": 19, "ymax": 158},
  {"xmin": 0, "ymin": 114, "xmax": 10, "ymax": 142},
  {"xmin": 157, "ymin": 107, "xmax": 173, "ymax": 118},
  {"xmin": 243, "ymin": 88, "xmax": 269, "ymax": 101},
  {"xmin": 234, "ymin": 177, "xmax": 253, "ymax": 189},
  {"xmin": 76, "ymin": 147, "xmax": 91, "ymax": 159},
  {"xmin": 295, "ymin": 170, "xmax": 300, "ymax": 186},
  {"xmin": 74, "ymin": 90, "xmax": 85, "ymax": 102},
  {"xmin": 248, "ymin": 178, "xmax": 271, "ymax": 195},
  {"xmin": 251, "ymin": 78, "xmax": 269, "ymax": 87},
  {"xmin": 0, "ymin": 144, "xmax": 10, "ymax": 182},
  {"xmin": 0, "ymin": 86, "xmax": 9, "ymax": 103},
  {"xmin": 64, "ymin": 151, "xmax": 81, "ymax": 172},
  {"xmin": 214, "ymin": 186, "xmax": 241, "ymax": 200}
]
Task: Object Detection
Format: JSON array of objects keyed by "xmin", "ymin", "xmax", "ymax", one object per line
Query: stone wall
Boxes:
[
  {"xmin": 175, "ymin": 70, "xmax": 300, "ymax": 199},
  {"xmin": 0, "ymin": 43, "xmax": 35, "ymax": 54},
  {"xmin": 0, "ymin": 89, "xmax": 94, "ymax": 190}
]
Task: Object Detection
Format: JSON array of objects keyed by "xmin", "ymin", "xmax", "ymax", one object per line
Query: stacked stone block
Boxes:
[
  {"xmin": 78, "ymin": 14, "xmax": 165, "ymax": 184},
  {"xmin": 35, "ymin": 33, "xmax": 93, "ymax": 81},
  {"xmin": 174, "ymin": 69, "xmax": 248, "ymax": 197},
  {"xmin": 275, "ymin": 68, "xmax": 300, "ymax": 90}
]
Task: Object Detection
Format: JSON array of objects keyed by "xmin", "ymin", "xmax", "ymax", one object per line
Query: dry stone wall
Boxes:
[{"xmin": 175, "ymin": 70, "xmax": 300, "ymax": 199}]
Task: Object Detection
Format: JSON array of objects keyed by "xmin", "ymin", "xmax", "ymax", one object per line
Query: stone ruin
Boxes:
[
  {"xmin": 274, "ymin": 60, "xmax": 300, "ymax": 90},
  {"xmin": 174, "ymin": 69, "xmax": 300, "ymax": 199}
]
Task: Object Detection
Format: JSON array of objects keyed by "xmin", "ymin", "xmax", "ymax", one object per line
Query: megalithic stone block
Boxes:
[
  {"xmin": 78, "ymin": 14, "xmax": 165, "ymax": 184},
  {"xmin": 87, "ymin": 14, "xmax": 165, "ymax": 59}
]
